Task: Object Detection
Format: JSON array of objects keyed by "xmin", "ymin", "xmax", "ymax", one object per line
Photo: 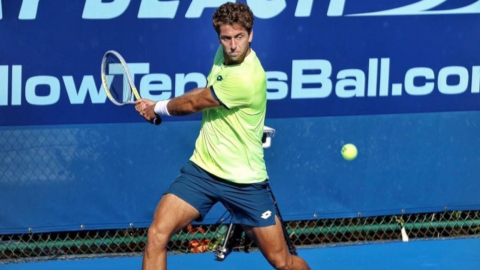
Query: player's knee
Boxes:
[
  {"xmin": 146, "ymin": 224, "xmax": 170, "ymax": 250},
  {"xmin": 267, "ymin": 253, "xmax": 291, "ymax": 270}
]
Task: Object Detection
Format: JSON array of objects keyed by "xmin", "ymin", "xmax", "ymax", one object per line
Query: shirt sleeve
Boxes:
[{"xmin": 211, "ymin": 72, "xmax": 253, "ymax": 110}]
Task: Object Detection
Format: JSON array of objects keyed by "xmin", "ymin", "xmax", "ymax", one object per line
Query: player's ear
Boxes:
[{"xmin": 248, "ymin": 29, "xmax": 253, "ymax": 43}]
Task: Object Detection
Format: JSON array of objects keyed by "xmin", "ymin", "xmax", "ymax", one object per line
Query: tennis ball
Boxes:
[{"xmin": 341, "ymin": 143, "xmax": 357, "ymax": 161}]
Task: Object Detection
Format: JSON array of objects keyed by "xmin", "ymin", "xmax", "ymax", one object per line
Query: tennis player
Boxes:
[{"xmin": 135, "ymin": 3, "xmax": 311, "ymax": 270}]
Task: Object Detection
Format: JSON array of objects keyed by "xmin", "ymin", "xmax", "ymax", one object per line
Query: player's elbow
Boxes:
[
  {"xmin": 188, "ymin": 96, "xmax": 217, "ymax": 114},
  {"xmin": 190, "ymin": 100, "xmax": 205, "ymax": 114}
]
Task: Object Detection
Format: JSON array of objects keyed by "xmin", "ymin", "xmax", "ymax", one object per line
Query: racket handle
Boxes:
[{"xmin": 153, "ymin": 117, "xmax": 162, "ymax": 125}]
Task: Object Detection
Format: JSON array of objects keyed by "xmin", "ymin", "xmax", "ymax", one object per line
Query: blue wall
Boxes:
[{"xmin": 1, "ymin": 0, "xmax": 479, "ymax": 234}]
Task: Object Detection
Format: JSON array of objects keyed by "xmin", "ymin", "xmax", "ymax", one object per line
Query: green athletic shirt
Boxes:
[{"xmin": 189, "ymin": 46, "xmax": 268, "ymax": 184}]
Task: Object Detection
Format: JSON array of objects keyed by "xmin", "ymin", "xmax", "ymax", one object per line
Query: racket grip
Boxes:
[{"xmin": 153, "ymin": 117, "xmax": 162, "ymax": 125}]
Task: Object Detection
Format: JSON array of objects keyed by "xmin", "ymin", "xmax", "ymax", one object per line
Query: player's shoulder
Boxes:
[
  {"xmin": 239, "ymin": 50, "xmax": 265, "ymax": 74},
  {"xmin": 245, "ymin": 50, "xmax": 266, "ymax": 82},
  {"xmin": 213, "ymin": 46, "xmax": 224, "ymax": 65}
]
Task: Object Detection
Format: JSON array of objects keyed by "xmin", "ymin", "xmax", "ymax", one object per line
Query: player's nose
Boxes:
[{"xmin": 230, "ymin": 39, "xmax": 236, "ymax": 50}]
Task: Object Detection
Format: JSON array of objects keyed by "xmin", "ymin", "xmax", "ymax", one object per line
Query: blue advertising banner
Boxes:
[
  {"xmin": 1, "ymin": 0, "xmax": 479, "ymax": 126},
  {"xmin": 0, "ymin": 0, "xmax": 479, "ymax": 234}
]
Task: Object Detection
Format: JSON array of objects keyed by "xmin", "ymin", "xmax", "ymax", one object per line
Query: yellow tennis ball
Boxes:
[{"xmin": 341, "ymin": 143, "xmax": 357, "ymax": 161}]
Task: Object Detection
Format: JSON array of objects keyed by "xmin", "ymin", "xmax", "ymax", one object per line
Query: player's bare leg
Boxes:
[
  {"xmin": 243, "ymin": 216, "xmax": 311, "ymax": 270},
  {"xmin": 142, "ymin": 194, "xmax": 200, "ymax": 270}
]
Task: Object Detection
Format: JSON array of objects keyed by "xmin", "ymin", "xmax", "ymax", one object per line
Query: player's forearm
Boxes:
[
  {"xmin": 167, "ymin": 95, "xmax": 201, "ymax": 116},
  {"xmin": 155, "ymin": 87, "xmax": 220, "ymax": 116}
]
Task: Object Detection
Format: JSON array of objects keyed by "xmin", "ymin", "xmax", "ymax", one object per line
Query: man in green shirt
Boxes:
[{"xmin": 136, "ymin": 3, "xmax": 310, "ymax": 270}]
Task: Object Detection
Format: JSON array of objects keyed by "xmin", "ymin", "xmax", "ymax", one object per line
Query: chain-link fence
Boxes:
[
  {"xmin": 2, "ymin": 210, "xmax": 479, "ymax": 262},
  {"xmin": 2, "ymin": 128, "xmax": 480, "ymax": 262}
]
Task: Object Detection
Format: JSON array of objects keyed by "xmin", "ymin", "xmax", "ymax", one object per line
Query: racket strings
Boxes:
[{"xmin": 104, "ymin": 55, "xmax": 133, "ymax": 104}]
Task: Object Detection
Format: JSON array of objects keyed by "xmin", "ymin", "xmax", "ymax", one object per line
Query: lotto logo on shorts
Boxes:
[{"xmin": 261, "ymin": 210, "xmax": 272, "ymax": 220}]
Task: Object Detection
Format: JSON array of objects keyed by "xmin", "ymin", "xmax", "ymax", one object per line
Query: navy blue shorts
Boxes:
[{"xmin": 164, "ymin": 161, "xmax": 277, "ymax": 227}]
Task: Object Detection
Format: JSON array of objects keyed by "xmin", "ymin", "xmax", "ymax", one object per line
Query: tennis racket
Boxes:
[
  {"xmin": 215, "ymin": 184, "xmax": 297, "ymax": 261},
  {"xmin": 267, "ymin": 183, "xmax": 297, "ymax": 256},
  {"xmin": 101, "ymin": 50, "xmax": 161, "ymax": 125}
]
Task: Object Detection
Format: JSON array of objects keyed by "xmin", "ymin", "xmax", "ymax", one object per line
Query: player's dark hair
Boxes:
[{"xmin": 213, "ymin": 2, "xmax": 254, "ymax": 34}]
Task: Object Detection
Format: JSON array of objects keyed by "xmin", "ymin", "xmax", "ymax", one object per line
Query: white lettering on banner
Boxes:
[
  {"xmin": 329, "ymin": 0, "xmax": 480, "ymax": 17},
  {"xmin": 140, "ymin": 74, "xmax": 172, "ymax": 100},
  {"xmin": 295, "ymin": 0, "xmax": 315, "ymax": 17},
  {"xmin": 472, "ymin": 67, "xmax": 480, "ymax": 93},
  {"xmin": 327, "ymin": 0, "xmax": 346, "ymax": 17},
  {"xmin": 5, "ymin": 0, "xmax": 312, "ymax": 20},
  {"xmin": 0, "ymin": 66, "xmax": 8, "ymax": 105},
  {"xmin": 19, "ymin": 0, "xmax": 40, "ymax": 20},
  {"xmin": 138, "ymin": 72, "xmax": 207, "ymax": 99},
  {"xmin": 83, "ymin": 0, "xmax": 130, "ymax": 19},
  {"xmin": 246, "ymin": 0, "xmax": 286, "ymax": 19},
  {"xmin": 0, "ymin": 64, "xmax": 205, "ymax": 106},
  {"xmin": 25, "ymin": 76, "xmax": 60, "ymax": 105},
  {"xmin": 0, "ymin": 60, "xmax": 479, "ymax": 106},
  {"xmin": 138, "ymin": 0, "xmax": 180, "ymax": 19},
  {"xmin": 3, "ymin": 0, "xmax": 480, "ymax": 20},
  {"xmin": 186, "ymin": 0, "xmax": 232, "ymax": 18},
  {"xmin": 335, "ymin": 69, "xmax": 365, "ymax": 98},
  {"xmin": 174, "ymin": 73, "xmax": 207, "ymax": 97},
  {"xmin": 63, "ymin": 76, "xmax": 106, "ymax": 104},
  {"xmin": 291, "ymin": 60, "xmax": 332, "ymax": 99},
  {"xmin": 437, "ymin": 66, "xmax": 469, "ymax": 95},
  {"xmin": 367, "ymin": 59, "xmax": 378, "ymax": 97},
  {"xmin": 126, "ymin": 63, "xmax": 150, "ymax": 85},
  {"xmin": 404, "ymin": 67, "xmax": 435, "ymax": 96},
  {"xmin": 80, "ymin": 0, "xmax": 316, "ymax": 20},
  {"xmin": 12, "ymin": 66, "xmax": 22, "ymax": 105},
  {"xmin": 0, "ymin": 0, "xmax": 40, "ymax": 20},
  {"xmin": 82, "ymin": 0, "xmax": 237, "ymax": 20},
  {"xmin": 379, "ymin": 58, "xmax": 390, "ymax": 97},
  {"xmin": 266, "ymin": 72, "xmax": 289, "ymax": 100}
]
